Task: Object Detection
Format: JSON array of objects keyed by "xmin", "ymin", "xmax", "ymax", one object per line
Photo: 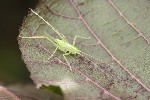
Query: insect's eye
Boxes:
[{"xmin": 66, "ymin": 51, "xmax": 69, "ymax": 53}]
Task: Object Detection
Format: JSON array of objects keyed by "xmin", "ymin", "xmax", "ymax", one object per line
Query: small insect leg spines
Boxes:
[{"xmin": 30, "ymin": 9, "xmax": 67, "ymax": 42}]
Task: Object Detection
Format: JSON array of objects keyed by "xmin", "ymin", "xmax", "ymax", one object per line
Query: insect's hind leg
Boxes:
[
  {"xmin": 19, "ymin": 35, "xmax": 57, "ymax": 47},
  {"xmin": 63, "ymin": 53, "xmax": 72, "ymax": 71},
  {"xmin": 19, "ymin": 35, "xmax": 49, "ymax": 39},
  {"xmin": 73, "ymin": 35, "xmax": 91, "ymax": 46}
]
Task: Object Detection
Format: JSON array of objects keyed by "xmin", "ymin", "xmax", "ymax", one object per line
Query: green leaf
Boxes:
[
  {"xmin": 18, "ymin": 0, "xmax": 150, "ymax": 99},
  {"xmin": 40, "ymin": 85, "xmax": 63, "ymax": 96},
  {"xmin": 7, "ymin": 84, "xmax": 63, "ymax": 100}
]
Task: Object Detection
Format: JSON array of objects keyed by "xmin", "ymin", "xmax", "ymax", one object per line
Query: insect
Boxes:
[{"xmin": 20, "ymin": 9, "xmax": 91, "ymax": 70}]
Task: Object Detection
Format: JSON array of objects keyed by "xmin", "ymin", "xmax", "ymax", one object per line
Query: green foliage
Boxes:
[{"xmin": 41, "ymin": 85, "xmax": 63, "ymax": 96}]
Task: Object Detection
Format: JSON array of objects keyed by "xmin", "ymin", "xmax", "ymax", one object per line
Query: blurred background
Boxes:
[{"xmin": 0, "ymin": 0, "xmax": 38, "ymax": 84}]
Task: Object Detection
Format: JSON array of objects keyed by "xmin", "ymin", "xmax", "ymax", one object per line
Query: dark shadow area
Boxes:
[{"xmin": 0, "ymin": 0, "xmax": 38, "ymax": 84}]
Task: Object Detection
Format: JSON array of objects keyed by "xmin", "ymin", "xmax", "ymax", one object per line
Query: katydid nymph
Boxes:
[{"xmin": 20, "ymin": 9, "xmax": 93, "ymax": 70}]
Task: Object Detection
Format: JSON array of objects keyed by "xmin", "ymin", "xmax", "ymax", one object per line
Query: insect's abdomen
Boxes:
[{"xmin": 55, "ymin": 39, "xmax": 80, "ymax": 55}]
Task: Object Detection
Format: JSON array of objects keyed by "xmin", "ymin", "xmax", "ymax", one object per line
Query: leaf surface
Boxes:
[
  {"xmin": 18, "ymin": 0, "xmax": 150, "ymax": 99},
  {"xmin": 0, "ymin": 85, "xmax": 20, "ymax": 100}
]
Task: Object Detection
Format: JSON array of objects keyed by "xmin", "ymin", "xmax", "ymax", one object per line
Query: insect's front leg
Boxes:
[
  {"xmin": 73, "ymin": 35, "xmax": 91, "ymax": 46},
  {"xmin": 63, "ymin": 52, "xmax": 72, "ymax": 71}
]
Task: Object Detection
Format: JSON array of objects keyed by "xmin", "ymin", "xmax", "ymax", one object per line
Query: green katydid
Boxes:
[{"xmin": 20, "ymin": 9, "xmax": 97, "ymax": 70}]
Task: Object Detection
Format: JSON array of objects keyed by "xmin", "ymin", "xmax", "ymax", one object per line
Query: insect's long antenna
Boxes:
[
  {"xmin": 78, "ymin": 53, "xmax": 99, "ymax": 69},
  {"xmin": 80, "ymin": 51, "xmax": 105, "ymax": 64},
  {"xmin": 30, "ymin": 8, "xmax": 67, "ymax": 41}
]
